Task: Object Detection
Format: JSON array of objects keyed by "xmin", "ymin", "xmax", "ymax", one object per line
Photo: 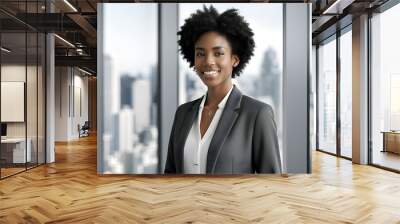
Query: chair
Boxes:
[{"xmin": 79, "ymin": 121, "xmax": 90, "ymax": 138}]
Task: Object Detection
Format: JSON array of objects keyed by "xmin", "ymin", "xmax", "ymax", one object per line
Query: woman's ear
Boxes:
[{"xmin": 232, "ymin": 55, "xmax": 240, "ymax": 67}]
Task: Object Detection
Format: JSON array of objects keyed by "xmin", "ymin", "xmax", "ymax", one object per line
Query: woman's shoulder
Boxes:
[
  {"xmin": 176, "ymin": 96, "xmax": 203, "ymax": 113},
  {"xmin": 241, "ymin": 95, "xmax": 274, "ymax": 114}
]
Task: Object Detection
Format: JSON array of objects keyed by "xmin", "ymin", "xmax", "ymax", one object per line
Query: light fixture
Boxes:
[
  {"xmin": 76, "ymin": 48, "xmax": 85, "ymax": 56},
  {"xmin": 1, "ymin": 47, "xmax": 11, "ymax": 53},
  {"xmin": 63, "ymin": 0, "xmax": 78, "ymax": 12},
  {"xmin": 322, "ymin": 0, "xmax": 354, "ymax": 15},
  {"xmin": 78, "ymin": 67, "xmax": 92, "ymax": 76},
  {"xmin": 54, "ymin": 34, "xmax": 75, "ymax": 48}
]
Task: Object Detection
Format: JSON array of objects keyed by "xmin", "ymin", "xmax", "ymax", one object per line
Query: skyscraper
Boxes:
[
  {"xmin": 120, "ymin": 74, "xmax": 135, "ymax": 108},
  {"xmin": 132, "ymin": 78, "xmax": 151, "ymax": 133}
]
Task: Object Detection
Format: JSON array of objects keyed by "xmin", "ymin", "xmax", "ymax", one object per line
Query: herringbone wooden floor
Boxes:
[{"xmin": 1, "ymin": 135, "xmax": 400, "ymax": 223}]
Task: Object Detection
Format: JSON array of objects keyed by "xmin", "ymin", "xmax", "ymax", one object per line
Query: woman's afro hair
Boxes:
[{"xmin": 178, "ymin": 5, "xmax": 255, "ymax": 78}]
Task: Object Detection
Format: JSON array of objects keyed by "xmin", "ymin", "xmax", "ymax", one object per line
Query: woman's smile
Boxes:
[{"xmin": 202, "ymin": 69, "xmax": 221, "ymax": 78}]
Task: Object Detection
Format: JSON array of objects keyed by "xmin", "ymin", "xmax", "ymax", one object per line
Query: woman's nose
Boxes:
[{"xmin": 205, "ymin": 54, "xmax": 215, "ymax": 65}]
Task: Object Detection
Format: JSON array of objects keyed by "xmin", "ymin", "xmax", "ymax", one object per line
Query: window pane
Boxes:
[
  {"xmin": 371, "ymin": 4, "xmax": 400, "ymax": 171},
  {"xmin": 311, "ymin": 45, "xmax": 317, "ymax": 151},
  {"xmin": 37, "ymin": 32, "xmax": 45, "ymax": 165},
  {"xmin": 318, "ymin": 37, "xmax": 337, "ymax": 154},
  {"xmin": 101, "ymin": 4, "xmax": 158, "ymax": 174},
  {"xmin": 340, "ymin": 30, "xmax": 352, "ymax": 158},
  {"xmin": 26, "ymin": 0, "xmax": 40, "ymax": 167}
]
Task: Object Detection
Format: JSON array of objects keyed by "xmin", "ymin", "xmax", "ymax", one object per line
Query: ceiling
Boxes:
[
  {"xmin": 0, "ymin": 0, "xmax": 394, "ymax": 75},
  {"xmin": 1, "ymin": 0, "xmax": 99, "ymax": 74},
  {"xmin": 311, "ymin": 0, "xmax": 390, "ymax": 44}
]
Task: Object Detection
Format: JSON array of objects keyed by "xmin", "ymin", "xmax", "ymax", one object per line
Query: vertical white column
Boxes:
[
  {"xmin": 352, "ymin": 14, "xmax": 368, "ymax": 164},
  {"xmin": 45, "ymin": 0, "xmax": 55, "ymax": 163},
  {"xmin": 159, "ymin": 3, "xmax": 179, "ymax": 173},
  {"xmin": 283, "ymin": 3, "xmax": 311, "ymax": 173},
  {"xmin": 46, "ymin": 32, "xmax": 55, "ymax": 163},
  {"xmin": 97, "ymin": 3, "xmax": 104, "ymax": 173}
]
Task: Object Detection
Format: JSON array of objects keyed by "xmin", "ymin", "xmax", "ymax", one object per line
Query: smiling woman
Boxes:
[{"xmin": 165, "ymin": 6, "xmax": 282, "ymax": 174}]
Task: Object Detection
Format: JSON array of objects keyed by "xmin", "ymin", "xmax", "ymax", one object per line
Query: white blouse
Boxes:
[{"xmin": 183, "ymin": 85, "xmax": 234, "ymax": 174}]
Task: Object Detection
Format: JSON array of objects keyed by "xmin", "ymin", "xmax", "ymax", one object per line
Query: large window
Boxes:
[
  {"xmin": 371, "ymin": 3, "xmax": 400, "ymax": 171},
  {"xmin": 101, "ymin": 4, "xmax": 159, "ymax": 174},
  {"xmin": 317, "ymin": 36, "xmax": 337, "ymax": 155},
  {"xmin": 316, "ymin": 27, "xmax": 353, "ymax": 159}
]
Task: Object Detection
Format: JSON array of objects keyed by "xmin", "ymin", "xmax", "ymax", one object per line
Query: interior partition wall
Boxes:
[
  {"xmin": 0, "ymin": 1, "xmax": 46, "ymax": 179},
  {"xmin": 0, "ymin": 30, "xmax": 27, "ymax": 178}
]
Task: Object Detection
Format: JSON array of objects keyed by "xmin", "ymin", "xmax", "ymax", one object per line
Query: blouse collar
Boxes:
[{"xmin": 199, "ymin": 84, "xmax": 234, "ymax": 109}]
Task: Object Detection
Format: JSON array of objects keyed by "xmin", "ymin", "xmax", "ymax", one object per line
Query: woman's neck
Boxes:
[{"xmin": 205, "ymin": 80, "xmax": 233, "ymax": 107}]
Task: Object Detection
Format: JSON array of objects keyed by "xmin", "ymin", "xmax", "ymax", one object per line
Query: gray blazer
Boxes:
[{"xmin": 164, "ymin": 86, "xmax": 282, "ymax": 174}]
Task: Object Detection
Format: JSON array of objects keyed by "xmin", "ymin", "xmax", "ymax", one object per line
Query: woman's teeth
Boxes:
[{"xmin": 204, "ymin": 71, "xmax": 218, "ymax": 77}]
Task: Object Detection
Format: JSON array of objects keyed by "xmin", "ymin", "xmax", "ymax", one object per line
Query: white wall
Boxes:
[
  {"xmin": 1, "ymin": 65, "xmax": 26, "ymax": 81},
  {"xmin": 55, "ymin": 66, "xmax": 89, "ymax": 141},
  {"xmin": 55, "ymin": 66, "xmax": 69, "ymax": 141},
  {"xmin": 72, "ymin": 72, "xmax": 89, "ymax": 137}
]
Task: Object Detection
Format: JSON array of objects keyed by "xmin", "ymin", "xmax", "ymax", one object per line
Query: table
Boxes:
[
  {"xmin": 381, "ymin": 131, "xmax": 400, "ymax": 154},
  {"xmin": 1, "ymin": 138, "xmax": 32, "ymax": 163}
]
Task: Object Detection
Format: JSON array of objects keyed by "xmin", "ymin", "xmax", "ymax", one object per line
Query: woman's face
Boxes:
[{"xmin": 194, "ymin": 31, "xmax": 239, "ymax": 89}]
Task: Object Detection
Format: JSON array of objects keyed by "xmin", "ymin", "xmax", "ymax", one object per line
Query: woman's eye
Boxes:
[
  {"xmin": 215, "ymin": 52, "xmax": 224, "ymax": 57},
  {"xmin": 196, "ymin": 52, "xmax": 204, "ymax": 57}
]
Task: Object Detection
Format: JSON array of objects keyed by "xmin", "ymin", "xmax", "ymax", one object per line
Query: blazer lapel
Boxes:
[
  {"xmin": 175, "ymin": 97, "xmax": 202, "ymax": 173},
  {"xmin": 206, "ymin": 86, "xmax": 242, "ymax": 173}
]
